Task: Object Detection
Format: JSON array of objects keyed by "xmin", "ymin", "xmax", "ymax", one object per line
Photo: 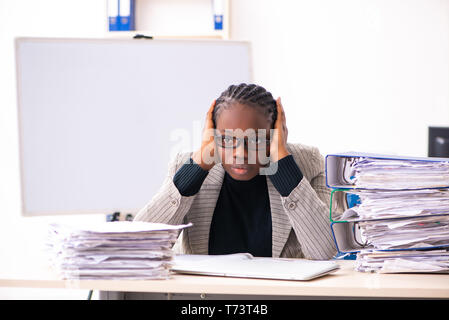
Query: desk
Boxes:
[{"xmin": 0, "ymin": 260, "xmax": 448, "ymax": 299}]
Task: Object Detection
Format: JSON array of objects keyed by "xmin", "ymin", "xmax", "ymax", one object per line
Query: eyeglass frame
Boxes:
[{"xmin": 213, "ymin": 132, "xmax": 271, "ymax": 151}]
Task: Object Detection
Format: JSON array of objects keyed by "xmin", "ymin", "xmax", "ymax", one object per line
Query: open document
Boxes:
[
  {"xmin": 47, "ymin": 221, "xmax": 191, "ymax": 280},
  {"xmin": 172, "ymin": 253, "xmax": 339, "ymax": 281}
]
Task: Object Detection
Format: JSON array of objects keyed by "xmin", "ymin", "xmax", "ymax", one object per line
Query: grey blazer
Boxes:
[{"xmin": 134, "ymin": 143, "xmax": 344, "ymax": 260}]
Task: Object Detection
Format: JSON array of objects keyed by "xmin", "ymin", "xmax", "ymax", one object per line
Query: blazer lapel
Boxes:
[
  {"xmin": 186, "ymin": 163, "xmax": 225, "ymax": 255},
  {"xmin": 267, "ymin": 177, "xmax": 292, "ymax": 257},
  {"xmin": 186, "ymin": 164, "xmax": 291, "ymax": 257}
]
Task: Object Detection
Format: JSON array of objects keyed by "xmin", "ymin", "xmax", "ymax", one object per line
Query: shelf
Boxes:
[
  {"xmin": 105, "ymin": 30, "xmax": 226, "ymax": 40},
  {"xmin": 106, "ymin": 0, "xmax": 230, "ymax": 40}
]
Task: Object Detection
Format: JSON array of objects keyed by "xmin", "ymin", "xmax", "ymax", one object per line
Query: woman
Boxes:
[{"xmin": 134, "ymin": 84, "xmax": 342, "ymax": 260}]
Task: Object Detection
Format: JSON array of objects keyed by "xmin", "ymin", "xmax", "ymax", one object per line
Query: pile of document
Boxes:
[
  {"xmin": 341, "ymin": 189, "xmax": 449, "ymax": 220},
  {"xmin": 327, "ymin": 153, "xmax": 449, "ymax": 274},
  {"xmin": 356, "ymin": 250, "xmax": 449, "ymax": 273},
  {"xmin": 347, "ymin": 157, "xmax": 449, "ymax": 273},
  {"xmin": 350, "ymin": 158, "xmax": 449, "ymax": 190},
  {"xmin": 47, "ymin": 221, "xmax": 191, "ymax": 280},
  {"xmin": 357, "ymin": 214, "xmax": 449, "ymax": 250}
]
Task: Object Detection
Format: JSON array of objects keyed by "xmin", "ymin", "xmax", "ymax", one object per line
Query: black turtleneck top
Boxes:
[
  {"xmin": 208, "ymin": 171, "xmax": 272, "ymax": 257},
  {"xmin": 173, "ymin": 155, "xmax": 303, "ymax": 257}
]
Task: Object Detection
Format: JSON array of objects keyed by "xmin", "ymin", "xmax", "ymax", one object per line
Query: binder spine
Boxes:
[
  {"xmin": 108, "ymin": 0, "xmax": 135, "ymax": 32},
  {"xmin": 212, "ymin": 0, "xmax": 224, "ymax": 30},
  {"xmin": 108, "ymin": 0, "xmax": 120, "ymax": 31},
  {"xmin": 118, "ymin": 0, "xmax": 135, "ymax": 31}
]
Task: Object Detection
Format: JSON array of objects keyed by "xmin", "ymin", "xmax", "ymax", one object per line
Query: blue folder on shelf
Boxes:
[
  {"xmin": 118, "ymin": 0, "xmax": 135, "ymax": 31},
  {"xmin": 108, "ymin": 0, "xmax": 120, "ymax": 31},
  {"xmin": 108, "ymin": 0, "xmax": 135, "ymax": 31}
]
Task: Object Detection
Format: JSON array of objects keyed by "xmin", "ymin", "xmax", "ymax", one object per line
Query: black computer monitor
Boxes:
[{"xmin": 428, "ymin": 127, "xmax": 449, "ymax": 157}]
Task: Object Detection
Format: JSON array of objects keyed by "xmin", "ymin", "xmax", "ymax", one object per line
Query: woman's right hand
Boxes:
[{"xmin": 192, "ymin": 100, "xmax": 217, "ymax": 171}]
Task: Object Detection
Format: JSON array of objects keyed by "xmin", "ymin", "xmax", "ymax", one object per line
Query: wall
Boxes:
[
  {"xmin": 0, "ymin": 0, "xmax": 107, "ymax": 299},
  {"xmin": 230, "ymin": 0, "xmax": 449, "ymax": 157},
  {"xmin": 0, "ymin": 0, "xmax": 449, "ymax": 299}
]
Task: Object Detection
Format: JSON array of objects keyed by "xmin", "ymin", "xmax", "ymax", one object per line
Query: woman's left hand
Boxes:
[{"xmin": 270, "ymin": 97, "xmax": 290, "ymax": 162}]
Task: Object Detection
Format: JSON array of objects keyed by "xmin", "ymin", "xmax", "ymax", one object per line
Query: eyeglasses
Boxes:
[{"xmin": 214, "ymin": 134, "xmax": 270, "ymax": 151}]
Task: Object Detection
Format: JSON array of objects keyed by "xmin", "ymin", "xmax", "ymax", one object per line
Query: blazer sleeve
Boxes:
[
  {"xmin": 133, "ymin": 152, "xmax": 197, "ymax": 225},
  {"xmin": 280, "ymin": 147, "xmax": 338, "ymax": 260}
]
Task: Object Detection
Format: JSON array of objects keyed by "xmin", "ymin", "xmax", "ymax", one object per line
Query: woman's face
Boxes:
[{"xmin": 215, "ymin": 102, "xmax": 271, "ymax": 181}]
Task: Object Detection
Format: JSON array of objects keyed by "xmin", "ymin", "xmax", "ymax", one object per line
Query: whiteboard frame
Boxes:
[{"xmin": 15, "ymin": 37, "xmax": 253, "ymax": 216}]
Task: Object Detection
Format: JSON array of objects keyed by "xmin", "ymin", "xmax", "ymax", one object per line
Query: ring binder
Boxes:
[
  {"xmin": 326, "ymin": 152, "xmax": 449, "ymax": 190},
  {"xmin": 118, "ymin": 0, "xmax": 135, "ymax": 31},
  {"xmin": 108, "ymin": 0, "xmax": 120, "ymax": 31},
  {"xmin": 107, "ymin": 0, "xmax": 135, "ymax": 32},
  {"xmin": 331, "ymin": 215, "xmax": 449, "ymax": 254},
  {"xmin": 326, "ymin": 152, "xmax": 449, "ymax": 273}
]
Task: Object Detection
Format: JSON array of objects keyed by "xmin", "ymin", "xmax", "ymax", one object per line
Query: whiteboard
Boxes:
[{"xmin": 16, "ymin": 37, "xmax": 252, "ymax": 216}]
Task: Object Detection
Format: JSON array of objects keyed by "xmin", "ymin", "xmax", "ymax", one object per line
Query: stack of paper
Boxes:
[
  {"xmin": 345, "ymin": 157, "xmax": 449, "ymax": 273},
  {"xmin": 326, "ymin": 153, "xmax": 449, "ymax": 273},
  {"xmin": 47, "ymin": 221, "xmax": 191, "ymax": 280},
  {"xmin": 356, "ymin": 250, "xmax": 449, "ymax": 273},
  {"xmin": 341, "ymin": 189, "xmax": 449, "ymax": 220},
  {"xmin": 351, "ymin": 158, "xmax": 449, "ymax": 189},
  {"xmin": 357, "ymin": 215, "xmax": 449, "ymax": 250}
]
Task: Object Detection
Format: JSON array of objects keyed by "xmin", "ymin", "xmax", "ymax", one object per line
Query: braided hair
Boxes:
[{"xmin": 213, "ymin": 83, "xmax": 277, "ymax": 128}]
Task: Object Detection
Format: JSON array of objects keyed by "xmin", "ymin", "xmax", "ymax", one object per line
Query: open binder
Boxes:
[
  {"xmin": 325, "ymin": 153, "xmax": 449, "ymax": 256},
  {"xmin": 326, "ymin": 152, "xmax": 449, "ymax": 190},
  {"xmin": 330, "ymin": 215, "xmax": 449, "ymax": 254}
]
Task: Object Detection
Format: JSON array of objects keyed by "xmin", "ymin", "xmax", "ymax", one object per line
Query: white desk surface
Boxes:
[{"xmin": 0, "ymin": 259, "xmax": 448, "ymax": 298}]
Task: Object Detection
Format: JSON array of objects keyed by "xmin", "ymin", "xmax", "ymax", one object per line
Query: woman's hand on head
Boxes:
[
  {"xmin": 270, "ymin": 97, "xmax": 290, "ymax": 162},
  {"xmin": 192, "ymin": 100, "xmax": 217, "ymax": 171}
]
